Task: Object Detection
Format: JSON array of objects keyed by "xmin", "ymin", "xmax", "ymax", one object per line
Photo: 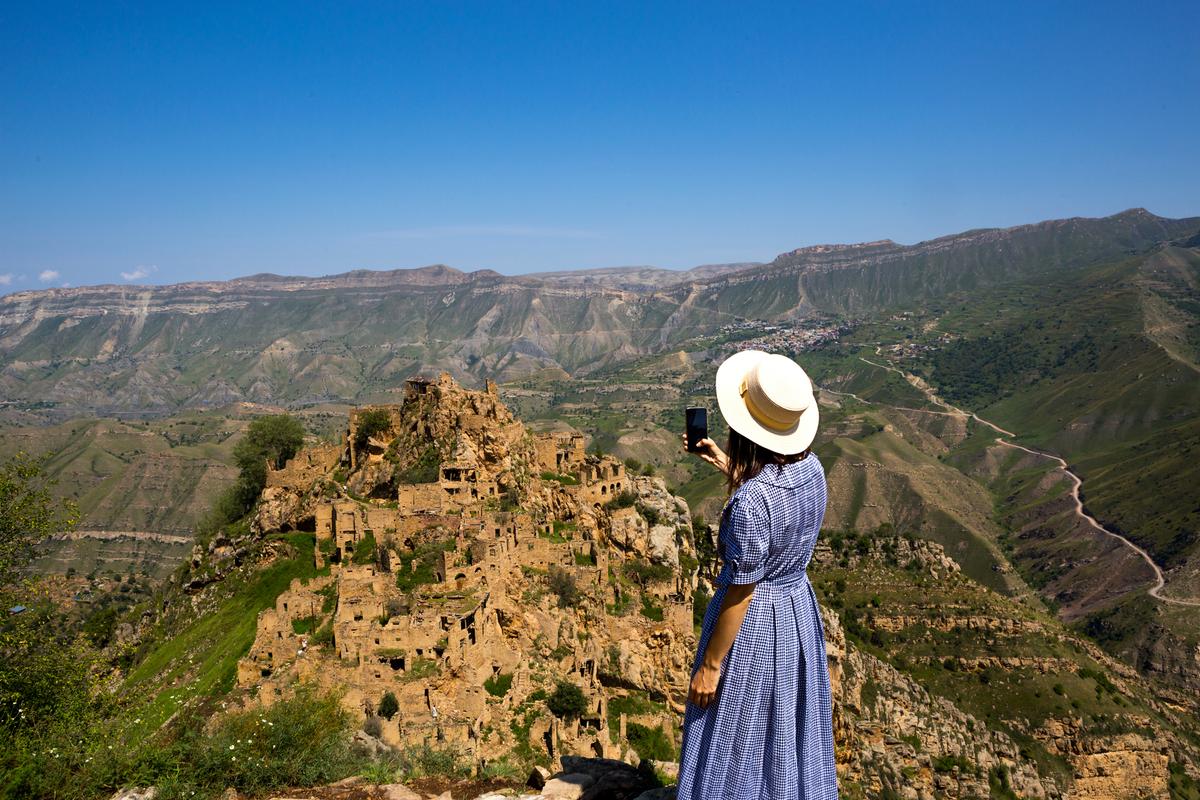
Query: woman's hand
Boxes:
[
  {"xmin": 688, "ymin": 662, "xmax": 721, "ymax": 709},
  {"xmin": 681, "ymin": 434, "xmax": 729, "ymax": 475}
]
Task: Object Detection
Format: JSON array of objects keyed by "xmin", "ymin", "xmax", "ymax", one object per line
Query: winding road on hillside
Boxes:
[{"xmin": 848, "ymin": 354, "xmax": 1200, "ymax": 607}]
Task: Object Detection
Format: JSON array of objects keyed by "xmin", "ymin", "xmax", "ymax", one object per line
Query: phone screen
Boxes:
[{"xmin": 686, "ymin": 407, "xmax": 708, "ymax": 452}]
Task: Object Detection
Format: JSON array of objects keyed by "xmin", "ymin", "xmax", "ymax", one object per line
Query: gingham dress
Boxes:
[{"xmin": 678, "ymin": 455, "xmax": 837, "ymax": 800}]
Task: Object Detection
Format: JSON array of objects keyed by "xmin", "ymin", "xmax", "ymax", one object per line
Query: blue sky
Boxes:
[{"xmin": 2, "ymin": 1, "xmax": 1198, "ymax": 291}]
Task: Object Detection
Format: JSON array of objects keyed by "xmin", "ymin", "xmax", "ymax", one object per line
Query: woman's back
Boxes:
[
  {"xmin": 718, "ymin": 456, "xmax": 827, "ymax": 588},
  {"xmin": 680, "ymin": 453, "xmax": 837, "ymax": 800}
]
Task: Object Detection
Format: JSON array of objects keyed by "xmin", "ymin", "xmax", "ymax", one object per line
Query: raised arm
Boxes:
[{"xmin": 682, "ymin": 434, "xmax": 730, "ymax": 475}]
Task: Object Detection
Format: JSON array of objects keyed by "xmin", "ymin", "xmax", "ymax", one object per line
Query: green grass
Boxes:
[
  {"xmin": 395, "ymin": 537, "xmax": 455, "ymax": 591},
  {"xmin": 484, "ymin": 672, "xmax": 513, "ymax": 698},
  {"xmin": 120, "ymin": 532, "xmax": 318, "ymax": 742},
  {"xmin": 810, "ymin": 531, "xmax": 1177, "ymax": 784}
]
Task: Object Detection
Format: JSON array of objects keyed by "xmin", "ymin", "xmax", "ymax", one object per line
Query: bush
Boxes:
[
  {"xmin": 310, "ymin": 621, "xmax": 334, "ymax": 646},
  {"xmin": 639, "ymin": 595, "xmax": 664, "ymax": 622},
  {"xmin": 354, "ymin": 409, "xmax": 392, "ymax": 451},
  {"xmin": 547, "ymin": 681, "xmax": 588, "ymax": 720},
  {"xmin": 378, "ymin": 691, "xmax": 399, "ymax": 720},
  {"xmin": 484, "ymin": 673, "xmax": 513, "ymax": 698},
  {"xmin": 394, "ymin": 743, "xmax": 470, "ymax": 780},
  {"xmin": 397, "ymin": 446, "xmax": 441, "ymax": 484},
  {"xmin": 624, "ymin": 559, "xmax": 672, "ymax": 588},
  {"xmin": 363, "ymin": 715, "xmax": 383, "ymax": 738},
  {"xmin": 635, "ymin": 503, "xmax": 661, "ymax": 526},
  {"xmin": 208, "ymin": 414, "xmax": 305, "ymax": 525},
  {"xmin": 692, "ymin": 587, "xmax": 711, "ymax": 631},
  {"xmin": 352, "ymin": 531, "xmax": 377, "ymax": 566},
  {"xmin": 626, "ymin": 722, "xmax": 676, "ymax": 761},
  {"xmin": 547, "ymin": 566, "xmax": 581, "ymax": 608},
  {"xmin": 605, "ymin": 490, "xmax": 637, "ymax": 510}
]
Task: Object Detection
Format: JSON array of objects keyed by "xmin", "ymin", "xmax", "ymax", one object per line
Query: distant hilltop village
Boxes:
[{"xmin": 236, "ymin": 373, "xmax": 700, "ymax": 769}]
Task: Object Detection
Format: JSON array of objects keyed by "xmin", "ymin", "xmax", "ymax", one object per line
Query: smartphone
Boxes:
[{"xmin": 686, "ymin": 407, "xmax": 708, "ymax": 452}]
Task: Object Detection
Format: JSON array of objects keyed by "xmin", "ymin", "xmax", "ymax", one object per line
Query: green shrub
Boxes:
[
  {"xmin": 378, "ymin": 691, "xmax": 399, "ymax": 720},
  {"xmin": 932, "ymin": 754, "xmax": 973, "ymax": 773},
  {"xmin": 225, "ymin": 415, "xmax": 306, "ymax": 521},
  {"xmin": 484, "ymin": 673, "xmax": 513, "ymax": 698},
  {"xmin": 394, "ymin": 743, "xmax": 470, "ymax": 780},
  {"xmin": 626, "ymin": 722, "xmax": 676, "ymax": 761},
  {"xmin": 605, "ymin": 490, "xmax": 637, "ymax": 510},
  {"xmin": 624, "ymin": 559, "xmax": 672, "ymax": 588},
  {"xmin": 354, "ymin": 409, "xmax": 392, "ymax": 451},
  {"xmin": 635, "ymin": 503, "xmax": 661, "ymax": 526},
  {"xmin": 318, "ymin": 582, "xmax": 338, "ymax": 613},
  {"xmin": 401, "ymin": 657, "xmax": 439, "ymax": 682},
  {"xmin": 352, "ymin": 531, "xmax": 377, "ymax": 565},
  {"xmin": 397, "ymin": 446, "xmax": 440, "ymax": 484},
  {"xmin": 395, "ymin": 538, "xmax": 455, "ymax": 591},
  {"xmin": 692, "ymin": 587, "xmax": 711, "ymax": 631},
  {"xmin": 310, "ymin": 621, "xmax": 334, "ymax": 646},
  {"xmin": 547, "ymin": 566, "xmax": 581, "ymax": 608},
  {"xmin": 639, "ymin": 595, "xmax": 664, "ymax": 622},
  {"xmin": 547, "ymin": 681, "xmax": 588, "ymax": 720}
]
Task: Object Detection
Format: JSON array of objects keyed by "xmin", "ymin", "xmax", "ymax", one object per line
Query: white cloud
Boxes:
[
  {"xmin": 366, "ymin": 224, "xmax": 601, "ymax": 240},
  {"xmin": 38, "ymin": 270, "xmax": 60, "ymax": 282},
  {"xmin": 0, "ymin": 274, "xmax": 12, "ymax": 286},
  {"xmin": 121, "ymin": 265, "xmax": 157, "ymax": 281}
]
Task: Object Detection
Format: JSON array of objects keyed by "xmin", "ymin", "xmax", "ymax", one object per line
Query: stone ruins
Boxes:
[{"xmin": 237, "ymin": 374, "xmax": 698, "ymax": 769}]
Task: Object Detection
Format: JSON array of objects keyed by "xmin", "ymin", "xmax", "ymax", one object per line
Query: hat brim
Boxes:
[{"xmin": 715, "ymin": 350, "xmax": 819, "ymax": 456}]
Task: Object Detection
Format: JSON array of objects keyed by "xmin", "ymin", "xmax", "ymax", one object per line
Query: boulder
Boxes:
[
  {"xmin": 541, "ymin": 774, "xmax": 595, "ymax": 800},
  {"xmin": 381, "ymin": 785, "xmax": 423, "ymax": 800},
  {"xmin": 528, "ymin": 765, "xmax": 553, "ymax": 790}
]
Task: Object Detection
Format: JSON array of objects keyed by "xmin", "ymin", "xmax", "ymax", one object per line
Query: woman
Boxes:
[{"xmin": 678, "ymin": 350, "xmax": 837, "ymax": 800}]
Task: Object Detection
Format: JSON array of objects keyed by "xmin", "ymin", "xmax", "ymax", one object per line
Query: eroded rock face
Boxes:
[
  {"xmin": 235, "ymin": 374, "xmax": 698, "ymax": 767},
  {"xmin": 185, "ymin": 374, "xmax": 1194, "ymax": 799},
  {"xmin": 822, "ymin": 606, "xmax": 1060, "ymax": 799},
  {"xmin": 605, "ymin": 476, "xmax": 694, "ymax": 569}
]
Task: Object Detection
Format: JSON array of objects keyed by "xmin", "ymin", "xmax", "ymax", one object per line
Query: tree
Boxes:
[
  {"xmin": 0, "ymin": 453, "xmax": 96, "ymax": 733},
  {"xmin": 378, "ymin": 691, "xmax": 399, "ymax": 721},
  {"xmin": 547, "ymin": 566, "xmax": 581, "ymax": 609},
  {"xmin": 354, "ymin": 409, "xmax": 392, "ymax": 452},
  {"xmin": 0, "ymin": 453, "xmax": 76, "ymax": 587},
  {"xmin": 623, "ymin": 558, "xmax": 672, "ymax": 590},
  {"xmin": 211, "ymin": 414, "xmax": 307, "ymax": 525},
  {"xmin": 547, "ymin": 681, "xmax": 588, "ymax": 720},
  {"xmin": 233, "ymin": 414, "xmax": 307, "ymax": 492}
]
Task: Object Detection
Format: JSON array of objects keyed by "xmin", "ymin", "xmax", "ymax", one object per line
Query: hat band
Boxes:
[{"xmin": 739, "ymin": 378, "xmax": 798, "ymax": 432}]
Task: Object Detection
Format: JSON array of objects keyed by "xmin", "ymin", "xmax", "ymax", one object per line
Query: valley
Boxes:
[{"xmin": 4, "ymin": 208, "xmax": 1200, "ymax": 798}]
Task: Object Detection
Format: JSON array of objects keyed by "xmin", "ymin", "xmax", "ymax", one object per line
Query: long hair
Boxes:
[{"xmin": 726, "ymin": 427, "xmax": 808, "ymax": 494}]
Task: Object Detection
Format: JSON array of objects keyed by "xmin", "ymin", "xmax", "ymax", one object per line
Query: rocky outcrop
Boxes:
[
  {"xmin": 823, "ymin": 606, "xmax": 1060, "ymax": 799},
  {"xmin": 604, "ymin": 476, "xmax": 693, "ymax": 569}
]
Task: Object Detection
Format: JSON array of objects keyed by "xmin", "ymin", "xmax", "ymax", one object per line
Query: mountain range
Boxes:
[{"xmin": 2, "ymin": 208, "xmax": 1194, "ymax": 418}]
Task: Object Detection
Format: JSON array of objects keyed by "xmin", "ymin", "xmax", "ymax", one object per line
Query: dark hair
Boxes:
[{"xmin": 726, "ymin": 427, "xmax": 808, "ymax": 493}]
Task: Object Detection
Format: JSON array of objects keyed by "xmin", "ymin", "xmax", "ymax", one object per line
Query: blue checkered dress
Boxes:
[{"xmin": 678, "ymin": 455, "xmax": 837, "ymax": 800}]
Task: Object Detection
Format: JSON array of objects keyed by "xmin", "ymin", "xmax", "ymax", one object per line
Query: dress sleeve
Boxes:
[{"xmin": 716, "ymin": 492, "xmax": 769, "ymax": 585}]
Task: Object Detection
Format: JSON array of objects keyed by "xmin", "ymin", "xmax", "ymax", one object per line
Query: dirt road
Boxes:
[{"xmin": 852, "ymin": 355, "xmax": 1200, "ymax": 607}]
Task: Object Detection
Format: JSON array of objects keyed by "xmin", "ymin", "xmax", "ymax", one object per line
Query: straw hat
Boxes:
[{"xmin": 715, "ymin": 350, "xmax": 819, "ymax": 455}]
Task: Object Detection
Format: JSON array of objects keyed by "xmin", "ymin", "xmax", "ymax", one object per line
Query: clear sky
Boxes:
[{"xmin": 2, "ymin": 1, "xmax": 1198, "ymax": 291}]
